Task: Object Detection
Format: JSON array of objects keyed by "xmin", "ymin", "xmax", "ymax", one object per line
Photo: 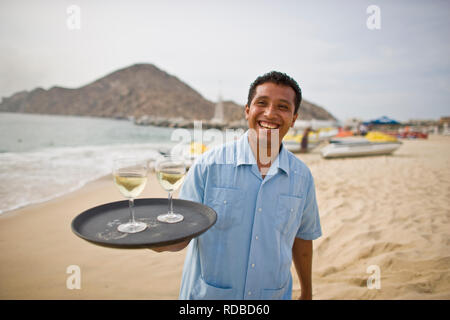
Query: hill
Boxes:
[{"xmin": 0, "ymin": 63, "xmax": 336, "ymax": 123}]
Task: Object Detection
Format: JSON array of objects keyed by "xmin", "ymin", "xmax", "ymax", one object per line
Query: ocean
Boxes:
[{"xmin": 0, "ymin": 112, "xmax": 179, "ymax": 214}]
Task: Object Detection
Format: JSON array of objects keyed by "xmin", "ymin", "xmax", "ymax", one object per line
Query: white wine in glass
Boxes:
[
  {"xmin": 113, "ymin": 158, "xmax": 148, "ymax": 233},
  {"xmin": 155, "ymin": 156, "xmax": 186, "ymax": 223}
]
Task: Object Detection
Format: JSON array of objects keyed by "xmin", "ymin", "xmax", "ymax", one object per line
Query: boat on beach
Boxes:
[
  {"xmin": 283, "ymin": 127, "xmax": 337, "ymax": 153},
  {"xmin": 283, "ymin": 136, "xmax": 320, "ymax": 153},
  {"xmin": 320, "ymin": 132, "xmax": 402, "ymax": 159}
]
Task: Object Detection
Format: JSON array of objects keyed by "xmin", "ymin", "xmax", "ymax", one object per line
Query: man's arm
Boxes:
[
  {"xmin": 149, "ymin": 239, "xmax": 191, "ymax": 253},
  {"xmin": 292, "ymin": 237, "xmax": 313, "ymax": 300}
]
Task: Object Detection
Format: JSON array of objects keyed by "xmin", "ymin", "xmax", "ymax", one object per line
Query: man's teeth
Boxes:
[{"xmin": 259, "ymin": 121, "xmax": 279, "ymax": 129}]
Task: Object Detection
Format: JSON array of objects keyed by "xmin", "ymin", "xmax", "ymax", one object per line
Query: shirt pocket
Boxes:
[
  {"xmin": 204, "ymin": 187, "xmax": 244, "ymax": 230},
  {"xmin": 191, "ymin": 275, "xmax": 235, "ymax": 300},
  {"xmin": 261, "ymin": 277, "xmax": 291, "ymax": 300},
  {"xmin": 276, "ymin": 194, "xmax": 304, "ymax": 235}
]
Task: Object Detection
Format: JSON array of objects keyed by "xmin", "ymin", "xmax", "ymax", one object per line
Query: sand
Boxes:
[{"xmin": 1, "ymin": 135, "xmax": 449, "ymax": 299}]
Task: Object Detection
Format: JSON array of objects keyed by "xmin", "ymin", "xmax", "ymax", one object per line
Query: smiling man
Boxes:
[
  {"xmin": 245, "ymin": 75, "xmax": 299, "ymax": 176},
  {"xmin": 153, "ymin": 71, "xmax": 322, "ymax": 300}
]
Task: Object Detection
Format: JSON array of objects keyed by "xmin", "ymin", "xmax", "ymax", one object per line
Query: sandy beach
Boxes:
[{"xmin": 1, "ymin": 135, "xmax": 449, "ymax": 299}]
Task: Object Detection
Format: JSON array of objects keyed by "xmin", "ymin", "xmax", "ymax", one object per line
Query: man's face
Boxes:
[{"xmin": 245, "ymin": 82, "xmax": 298, "ymax": 148}]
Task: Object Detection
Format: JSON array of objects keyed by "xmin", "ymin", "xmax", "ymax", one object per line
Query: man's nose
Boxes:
[{"xmin": 264, "ymin": 104, "xmax": 277, "ymax": 118}]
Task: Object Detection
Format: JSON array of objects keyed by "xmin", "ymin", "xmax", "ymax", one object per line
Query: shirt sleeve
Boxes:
[
  {"xmin": 296, "ymin": 172, "xmax": 322, "ymax": 240},
  {"xmin": 178, "ymin": 161, "xmax": 206, "ymax": 204}
]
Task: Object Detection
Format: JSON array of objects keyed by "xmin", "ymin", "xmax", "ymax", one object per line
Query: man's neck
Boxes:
[{"xmin": 247, "ymin": 135, "xmax": 281, "ymax": 177}]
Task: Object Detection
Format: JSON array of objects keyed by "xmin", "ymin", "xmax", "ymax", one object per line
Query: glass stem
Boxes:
[
  {"xmin": 129, "ymin": 198, "xmax": 136, "ymax": 224},
  {"xmin": 168, "ymin": 191, "xmax": 174, "ymax": 216}
]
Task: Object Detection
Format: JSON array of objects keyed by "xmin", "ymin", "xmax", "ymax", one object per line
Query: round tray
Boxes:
[{"xmin": 71, "ymin": 198, "xmax": 217, "ymax": 249}]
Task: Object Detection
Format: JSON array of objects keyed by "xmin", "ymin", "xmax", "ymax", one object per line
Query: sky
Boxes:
[{"xmin": 0, "ymin": 0, "xmax": 449, "ymax": 122}]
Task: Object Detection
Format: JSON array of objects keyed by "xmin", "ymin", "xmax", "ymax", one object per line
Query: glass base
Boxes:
[
  {"xmin": 117, "ymin": 221, "xmax": 147, "ymax": 233},
  {"xmin": 157, "ymin": 213, "xmax": 184, "ymax": 223}
]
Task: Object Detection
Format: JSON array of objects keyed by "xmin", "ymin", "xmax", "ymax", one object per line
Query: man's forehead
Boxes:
[{"xmin": 253, "ymin": 82, "xmax": 295, "ymax": 104}]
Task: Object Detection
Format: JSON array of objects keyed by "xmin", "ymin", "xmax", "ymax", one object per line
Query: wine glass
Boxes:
[
  {"xmin": 155, "ymin": 156, "xmax": 186, "ymax": 223},
  {"xmin": 113, "ymin": 158, "xmax": 148, "ymax": 233}
]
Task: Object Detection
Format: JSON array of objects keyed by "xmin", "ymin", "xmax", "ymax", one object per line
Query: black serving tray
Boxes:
[{"xmin": 71, "ymin": 198, "xmax": 217, "ymax": 249}]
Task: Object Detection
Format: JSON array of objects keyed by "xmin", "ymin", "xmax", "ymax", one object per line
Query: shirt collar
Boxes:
[
  {"xmin": 236, "ymin": 130, "xmax": 257, "ymax": 166},
  {"xmin": 236, "ymin": 130, "xmax": 290, "ymax": 176}
]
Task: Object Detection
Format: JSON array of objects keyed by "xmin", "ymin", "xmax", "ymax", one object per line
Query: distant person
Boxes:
[
  {"xmin": 300, "ymin": 127, "xmax": 311, "ymax": 153},
  {"xmin": 151, "ymin": 71, "xmax": 322, "ymax": 300},
  {"xmin": 359, "ymin": 123, "xmax": 368, "ymax": 136}
]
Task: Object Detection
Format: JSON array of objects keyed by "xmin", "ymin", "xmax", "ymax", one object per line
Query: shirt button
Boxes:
[
  {"xmin": 290, "ymin": 208, "xmax": 294, "ymax": 212},
  {"xmin": 255, "ymin": 236, "xmax": 259, "ymax": 240},
  {"xmin": 258, "ymin": 208, "xmax": 262, "ymax": 212},
  {"xmin": 248, "ymin": 291, "xmax": 252, "ymax": 296},
  {"xmin": 251, "ymin": 264, "xmax": 255, "ymax": 268},
  {"xmin": 223, "ymin": 200, "xmax": 227, "ymax": 204}
]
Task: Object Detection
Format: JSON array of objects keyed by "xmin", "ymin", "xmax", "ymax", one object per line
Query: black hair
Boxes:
[{"xmin": 247, "ymin": 71, "xmax": 302, "ymax": 114}]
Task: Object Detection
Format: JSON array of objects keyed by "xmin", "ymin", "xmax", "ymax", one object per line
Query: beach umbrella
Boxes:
[{"xmin": 364, "ymin": 116, "xmax": 400, "ymax": 125}]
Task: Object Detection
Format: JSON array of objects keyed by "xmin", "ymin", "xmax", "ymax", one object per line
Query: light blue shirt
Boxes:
[{"xmin": 178, "ymin": 130, "xmax": 322, "ymax": 300}]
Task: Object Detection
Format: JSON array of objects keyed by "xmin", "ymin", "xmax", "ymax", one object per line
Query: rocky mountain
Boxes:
[
  {"xmin": 0, "ymin": 63, "xmax": 336, "ymax": 123},
  {"xmin": 298, "ymin": 100, "xmax": 336, "ymax": 121}
]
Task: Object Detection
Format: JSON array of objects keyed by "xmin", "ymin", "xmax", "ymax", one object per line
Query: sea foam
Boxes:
[{"xmin": 0, "ymin": 143, "xmax": 164, "ymax": 214}]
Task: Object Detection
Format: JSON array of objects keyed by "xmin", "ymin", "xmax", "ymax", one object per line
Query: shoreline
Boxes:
[
  {"xmin": 0, "ymin": 174, "xmax": 110, "ymax": 219},
  {"xmin": 0, "ymin": 174, "xmax": 110, "ymax": 217}
]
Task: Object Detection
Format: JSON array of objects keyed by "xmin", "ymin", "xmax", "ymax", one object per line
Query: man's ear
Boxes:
[
  {"xmin": 291, "ymin": 113, "xmax": 298, "ymax": 127},
  {"xmin": 245, "ymin": 104, "xmax": 250, "ymax": 120}
]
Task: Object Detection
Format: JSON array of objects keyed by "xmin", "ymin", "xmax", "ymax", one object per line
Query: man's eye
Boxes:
[
  {"xmin": 279, "ymin": 105, "xmax": 288, "ymax": 110},
  {"xmin": 257, "ymin": 101, "xmax": 266, "ymax": 105}
]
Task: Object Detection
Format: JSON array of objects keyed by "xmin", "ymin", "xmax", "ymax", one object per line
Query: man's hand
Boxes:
[
  {"xmin": 299, "ymin": 291, "xmax": 312, "ymax": 300},
  {"xmin": 149, "ymin": 239, "xmax": 191, "ymax": 253}
]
